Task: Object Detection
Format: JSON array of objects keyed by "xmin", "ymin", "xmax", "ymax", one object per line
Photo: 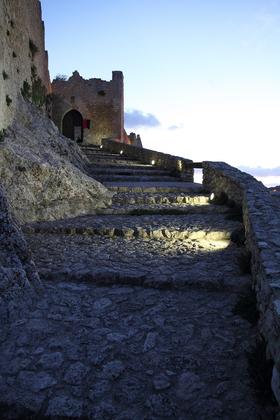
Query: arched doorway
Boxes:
[{"xmin": 62, "ymin": 110, "xmax": 83, "ymax": 142}]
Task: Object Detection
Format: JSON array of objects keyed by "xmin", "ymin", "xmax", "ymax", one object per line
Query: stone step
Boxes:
[
  {"xmin": 93, "ymin": 175, "xmax": 181, "ymax": 183},
  {"xmin": 80, "ymin": 144, "xmax": 101, "ymax": 148},
  {"xmin": 96, "ymin": 204, "xmax": 229, "ymax": 216},
  {"xmin": 24, "ymin": 224, "xmax": 233, "ymax": 240},
  {"xmin": 86, "ymin": 154, "xmax": 137, "ymax": 162},
  {"xmin": 89, "ymin": 167, "xmax": 171, "ymax": 176},
  {"xmin": 84, "ymin": 152, "xmax": 126, "ymax": 158},
  {"xmin": 112, "ymin": 193, "xmax": 210, "ymax": 205},
  {"xmin": 23, "ymin": 213, "xmax": 240, "ymax": 241},
  {"xmin": 87, "ymin": 158, "xmax": 144, "ymax": 167},
  {"xmin": 80, "ymin": 147, "xmax": 103, "ymax": 151},
  {"xmin": 105, "ymin": 181, "xmax": 203, "ymax": 193},
  {"xmin": 25, "ymin": 233, "xmax": 249, "ymax": 293},
  {"xmin": 0, "ymin": 238, "xmax": 266, "ymax": 420},
  {"xmin": 88, "ymin": 162, "xmax": 154, "ymax": 169},
  {"xmin": 83, "ymin": 152, "xmax": 126, "ymax": 158},
  {"xmin": 80, "ymin": 146, "xmax": 106, "ymax": 153}
]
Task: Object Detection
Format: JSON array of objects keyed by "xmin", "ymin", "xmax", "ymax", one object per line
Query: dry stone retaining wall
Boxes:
[{"xmin": 203, "ymin": 161, "xmax": 280, "ymax": 404}]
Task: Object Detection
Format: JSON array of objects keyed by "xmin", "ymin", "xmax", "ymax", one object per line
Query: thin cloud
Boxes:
[
  {"xmin": 125, "ymin": 110, "xmax": 160, "ymax": 129},
  {"xmin": 168, "ymin": 124, "xmax": 183, "ymax": 131},
  {"xmin": 241, "ymin": 7, "xmax": 280, "ymax": 50},
  {"xmin": 239, "ymin": 166, "xmax": 280, "ymax": 177}
]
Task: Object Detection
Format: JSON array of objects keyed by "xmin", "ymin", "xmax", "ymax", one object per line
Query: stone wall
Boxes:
[
  {"xmin": 203, "ymin": 161, "xmax": 280, "ymax": 404},
  {"xmin": 102, "ymin": 138, "xmax": 194, "ymax": 181},
  {"xmin": 52, "ymin": 71, "xmax": 124, "ymax": 145},
  {"xmin": 0, "ymin": 0, "xmax": 50, "ymax": 131}
]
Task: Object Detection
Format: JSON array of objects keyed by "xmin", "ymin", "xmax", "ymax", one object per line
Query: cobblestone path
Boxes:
[{"xmin": 0, "ymin": 147, "xmax": 275, "ymax": 419}]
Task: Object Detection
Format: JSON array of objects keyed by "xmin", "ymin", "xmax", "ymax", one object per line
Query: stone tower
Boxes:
[{"xmin": 51, "ymin": 70, "xmax": 125, "ymax": 145}]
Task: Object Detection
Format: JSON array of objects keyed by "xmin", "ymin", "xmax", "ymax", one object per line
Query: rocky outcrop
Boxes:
[
  {"xmin": 0, "ymin": 186, "xmax": 42, "ymax": 333},
  {"xmin": 0, "ymin": 98, "xmax": 113, "ymax": 224}
]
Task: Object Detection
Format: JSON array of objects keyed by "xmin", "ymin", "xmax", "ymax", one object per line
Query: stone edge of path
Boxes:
[{"xmin": 203, "ymin": 160, "xmax": 280, "ymax": 405}]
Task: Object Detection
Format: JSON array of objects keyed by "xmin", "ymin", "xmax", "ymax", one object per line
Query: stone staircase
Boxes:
[
  {"xmin": 83, "ymin": 144, "xmax": 201, "ymax": 193},
  {"xmin": 0, "ymin": 145, "xmax": 275, "ymax": 419}
]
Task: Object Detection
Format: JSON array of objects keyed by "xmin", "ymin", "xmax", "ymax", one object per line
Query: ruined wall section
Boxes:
[
  {"xmin": 0, "ymin": 0, "xmax": 50, "ymax": 132},
  {"xmin": 52, "ymin": 71, "xmax": 124, "ymax": 144}
]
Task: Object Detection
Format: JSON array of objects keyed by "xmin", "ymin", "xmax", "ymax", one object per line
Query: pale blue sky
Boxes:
[{"xmin": 41, "ymin": 0, "xmax": 280, "ymax": 185}]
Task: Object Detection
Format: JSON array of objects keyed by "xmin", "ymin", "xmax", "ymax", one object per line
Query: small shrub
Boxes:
[
  {"xmin": 46, "ymin": 93, "xmax": 53, "ymax": 106},
  {"xmin": 31, "ymin": 64, "xmax": 37, "ymax": 80},
  {"xmin": 31, "ymin": 76, "xmax": 47, "ymax": 107},
  {"xmin": 12, "ymin": 51, "xmax": 17, "ymax": 58},
  {"xmin": 6, "ymin": 29, "xmax": 10, "ymax": 36},
  {"xmin": 10, "ymin": 20, "xmax": 15, "ymax": 28},
  {"xmin": 6, "ymin": 95, "xmax": 12, "ymax": 106},
  {"xmin": 2, "ymin": 70, "xmax": 8, "ymax": 80},
  {"xmin": 16, "ymin": 68, "xmax": 20, "ymax": 74},
  {"xmin": 54, "ymin": 74, "xmax": 68, "ymax": 81},
  {"xmin": 246, "ymin": 338, "xmax": 276, "ymax": 406},
  {"xmin": 21, "ymin": 80, "xmax": 31, "ymax": 100},
  {"xmin": 237, "ymin": 249, "xmax": 252, "ymax": 274},
  {"xmin": 29, "ymin": 38, "xmax": 39, "ymax": 58},
  {"xmin": 0, "ymin": 129, "xmax": 6, "ymax": 142}
]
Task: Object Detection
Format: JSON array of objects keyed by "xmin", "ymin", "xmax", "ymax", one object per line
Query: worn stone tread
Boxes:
[
  {"xmin": 23, "ymin": 213, "xmax": 240, "ymax": 241},
  {"xmin": 0, "ymin": 281, "xmax": 272, "ymax": 419},
  {"xmin": 112, "ymin": 192, "xmax": 210, "ymax": 205},
  {"xmin": 89, "ymin": 167, "xmax": 171, "ymax": 175},
  {"xmin": 94, "ymin": 175, "xmax": 182, "ymax": 183},
  {"xmin": 105, "ymin": 181, "xmax": 204, "ymax": 193},
  {"xmin": 96, "ymin": 203, "xmax": 229, "ymax": 216},
  {"xmin": 24, "ymin": 233, "xmax": 248, "ymax": 292}
]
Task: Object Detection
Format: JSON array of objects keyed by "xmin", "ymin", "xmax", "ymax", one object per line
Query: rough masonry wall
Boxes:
[
  {"xmin": 0, "ymin": 0, "xmax": 50, "ymax": 131},
  {"xmin": 52, "ymin": 71, "xmax": 124, "ymax": 145},
  {"xmin": 203, "ymin": 161, "xmax": 280, "ymax": 405}
]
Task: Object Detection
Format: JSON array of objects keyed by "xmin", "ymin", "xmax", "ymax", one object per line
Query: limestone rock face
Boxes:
[
  {"xmin": 0, "ymin": 186, "xmax": 42, "ymax": 326},
  {"xmin": 0, "ymin": 99, "xmax": 113, "ymax": 223}
]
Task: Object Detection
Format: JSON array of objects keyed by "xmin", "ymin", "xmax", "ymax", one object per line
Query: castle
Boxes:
[{"xmin": 51, "ymin": 70, "xmax": 125, "ymax": 145}]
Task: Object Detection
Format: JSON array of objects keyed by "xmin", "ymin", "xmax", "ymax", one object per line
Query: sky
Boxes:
[{"xmin": 41, "ymin": 0, "xmax": 280, "ymax": 186}]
